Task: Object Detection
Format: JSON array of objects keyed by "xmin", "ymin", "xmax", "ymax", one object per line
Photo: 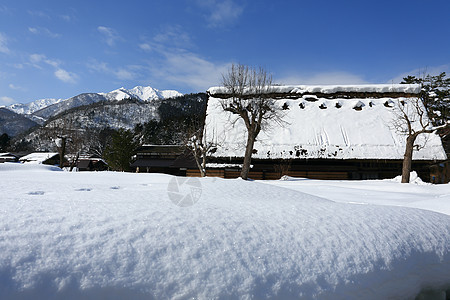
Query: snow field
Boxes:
[
  {"xmin": 266, "ymin": 174, "xmax": 450, "ymax": 216},
  {"xmin": 0, "ymin": 165, "xmax": 449, "ymax": 299}
]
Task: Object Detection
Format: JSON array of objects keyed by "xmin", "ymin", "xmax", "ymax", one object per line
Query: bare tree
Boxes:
[
  {"xmin": 393, "ymin": 97, "xmax": 449, "ymax": 183},
  {"xmin": 45, "ymin": 115, "xmax": 87, "ymax": 170},
  {"xmin": 86, "ymin": 128, "xmax": 114, "ymax": 158},
  {"xmin": 54, "ymin": 136, "xmax": 67, "ymax": 168},
  {"xmin": 186, "ymin": 124, "xmax": 218, "ymax": 177},
  {"xmin": 220, "ymin": 64, "xmax": 284, "ymax": 180},
  {"xmin": 274, "ymin": 159, "xmax": 292, "ymax": 179}
]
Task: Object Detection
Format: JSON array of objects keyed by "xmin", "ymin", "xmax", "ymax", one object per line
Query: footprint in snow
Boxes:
[
  {"xmin": 75, "ymin": 188, "xmax": 92, "ymax": 192},
  {"xmin": 28, "ymin": 191, "xmax": 45, "ymax": 195},
  {"xmin": 110, "ymin": 186, "xmax": 120, "ymax": 190}
]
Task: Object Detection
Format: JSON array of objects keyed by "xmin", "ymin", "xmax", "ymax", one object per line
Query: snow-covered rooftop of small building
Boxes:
[
  {"xmin": 19, "ymin": 152, "xmax": 59, "ymax": 163},
  {"xmin": 207, "ymin": 84, "xmax": 421, "ymax": 96},
  {"xmin": 205, "ymin": 91, "xmax": 446, "ymax": 160},
  {"xmin": 0, "ymin": 153, "xmax": 17, "ymax": 157}
]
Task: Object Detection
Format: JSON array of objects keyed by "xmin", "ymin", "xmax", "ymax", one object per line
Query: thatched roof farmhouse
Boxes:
[{"xmin": 201, "ymin": 84, "xmax": 446, "ymax": 181}]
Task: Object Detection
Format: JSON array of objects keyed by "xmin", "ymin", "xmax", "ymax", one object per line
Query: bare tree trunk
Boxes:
[
  {"xmin": 241, "ymin": 131, "xmax": 255, "ymax": 180},
  {"xmin": 69, "ymin": 152, "xmax": 80, "ymax": 172},
  {"xmin": 59, "ymin": 137, "xmax": 66, "ymax": 169},
  {"xmin": 275, "ymin": 159, "xmax": 291, "ymax": 178},
  {"xmin": 201, "ymin": 154, "xmax": 207, "ymax": 177},
  {"xmin": 193, "ymin": 154, "xmax": 206, "ymax": 177},
  {"xmin": 402, "ymin": 135, "xmax": 417, "ymax": 183}
]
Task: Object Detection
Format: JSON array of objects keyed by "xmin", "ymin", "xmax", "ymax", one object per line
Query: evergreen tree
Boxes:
[
  {"xmin": 103, "ymin": 128, "xmax": 138, "ymax": 171},
  {"xmin": 0, "ymin": 133, "xmax": 10, "ymax": 151},
  {"xmin": 137, "ymin": 93, "xmax": 208, "ymax": 145},
  {"xmin": 401, "ymin": 72, "xmax": 449, "ymax": 126}
]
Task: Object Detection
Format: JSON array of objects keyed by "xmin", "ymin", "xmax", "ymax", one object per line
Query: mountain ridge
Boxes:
[
  {"xmin": 6, "ymin": 85, "xmax": 183, "ymax": 118},
  {"xmin": 0, "ymin": 108, "xmax": 38, "ymax": 137}
]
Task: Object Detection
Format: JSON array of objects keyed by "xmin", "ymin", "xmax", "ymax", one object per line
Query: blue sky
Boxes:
[{"xmin": 0, "ymin": 0, "xmax": 449, "ymax": 105}]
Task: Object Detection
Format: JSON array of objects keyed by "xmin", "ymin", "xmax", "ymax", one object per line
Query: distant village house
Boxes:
[
  {"xmin": 19, "ymin": 152, "xmax": 62, "ymax": 166},
  {"xmin": 0, "ymin": 153, "xmax": 19, "ymax": 163}
]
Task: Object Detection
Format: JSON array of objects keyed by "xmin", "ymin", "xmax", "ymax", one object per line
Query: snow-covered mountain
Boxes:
[
  {"xmin": 0, "ymin": 108, "xmax": 38, "ymax": 136},
  {"xmin": 32, "ymin": 93, "xmax": 108, "ymax": 121},
  {"xmin": 102, "ymin": 86, "xmax": 182, "ymax": 102},
  {"xmin": 6, "ymin": 86, "xmax": 182, "ymax": 121},
  {"xmin": 7, "ymin": 98, "xmax": 63, "ymax": 115}
]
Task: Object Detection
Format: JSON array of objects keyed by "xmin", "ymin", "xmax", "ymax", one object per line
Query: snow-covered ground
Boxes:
[
  {"xmin": 0, "ymin": 163, "xmax": 449, "ymax": 299},
  {"xmin": 266, "ymin": 173, "xmax": 450, "ymax": 216}
]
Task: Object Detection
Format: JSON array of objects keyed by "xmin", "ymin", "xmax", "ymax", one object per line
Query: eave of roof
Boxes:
[{"xmin": 207, "ymin": 84, "xmax": 421, "ymax": 99}]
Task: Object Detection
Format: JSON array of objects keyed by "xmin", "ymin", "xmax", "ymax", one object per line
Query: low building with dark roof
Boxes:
[
  {"xmin": 76, "ymin": 157, "xmax": 108, "ymax": 171},
  {"xmin": 0, "ymin": 153, "xmax": 19, "ymax": 163},
  {"xmin": 131, "ymin": 145, "xmax": 196, "ymax": 175}
]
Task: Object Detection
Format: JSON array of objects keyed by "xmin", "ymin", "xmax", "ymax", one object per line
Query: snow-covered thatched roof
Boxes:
[
  {"xmin": 19, "ymin": 152, "xmax": 59, "ymax": 164},
  {"xmin": 0, "ymin": 153, "xmax": 17, "ymax": 157},
  {"xmin": 205, "ymin": 84, "xmax": 446, "ymax": 161},
  {"xmin": 207, "ymin": 84, "xmax": 421, "ymax": 98}
]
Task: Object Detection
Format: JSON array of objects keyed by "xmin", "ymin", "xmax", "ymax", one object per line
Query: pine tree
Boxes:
[
  {"xmin": 0, "ymin": 133, "xmax": 10, "ymax": 151},
  {"xmin": 103, "ymin": 129, "xmax": 138, "ymax": 171},
  {"xmin": 401, "ymin": 72, "xmax": 449, "ymax": 126}
]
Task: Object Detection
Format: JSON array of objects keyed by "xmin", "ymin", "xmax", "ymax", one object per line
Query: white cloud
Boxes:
[
  {"xmin": 29, "ymin": 53, "xmax": 77, "ymax": 83},
  {"xmin": 87, "ymin": 60, "xmax": 109, "ymax": 73},
  {"xmin": 29, "ymin": 53, "xmax": 46, "ymax": 64},
  {"xmin": 29, "ymin": 53, "xmax": 60, "ymax": 68},
  {"xmin": 138, "ymin": 26, "xmax": 192, "ymax": 55},
  {"xmin": 135, "ymin": 26, "xmax": 229, "ymax": 91},
  {"xmin": 0, "ymin": 96, "xmax": 15, "ymax": 106},
  {"xmin": 27, "ymin": 10, "xmax": 50, "ymax": 19},
  {"xmin": 195, "ymin": 0, "xmax": 244, "ymax": 27},
  {"xmin": 390, "ymin": 64, "xmax": 450, "ymax": 83},
  {"xmin": 151, "ymin": 50, "xmax": 230, "ymax": 91},
  {"xmin": 139, "ymin": 43, "xmax": 152, "ymax": 51},
  {"xmin": 54, "ymin": 68, "xmax": 77, "ymax": 84},
  {"xmin": 115, "ymin": 69, "xmax": 135, "ymax": 80},
  {"xmin": 90, "ymin": 44, "xmax": 228, "ymax": 91},
  {"xmin": 153, "ymin": 25, "xmax": 192, "ymax": 48},
  {"xmin": 60, "ymin": 15, "xmax": 72, "ymax": 22},
  {"xmin": 0, "ymin": 5, "xmax": 10, "ymax": 14},
  {"xmin": 28, "ymin": 27, "xmax": 38, "ymax": 34},
  {"xmin": 0, "ymin": 32, "xmax": 10, "ymax": 54},
  {"xmin": 97, "ymin": 26, "xmax": 122, "ymax": 47},
  {"xmin": 276, "ymin": 71, "xmax": 369, "ymax": 85},
  {"xmin": 90, "ymin": 26, "xmax": 228, "ymax": 91},
  {"xmin": 87, "ymin": 59, "xmax": 138, "ymax": 81},
  {"xmin": 8, "ymin": 83, "xmax": 24, "ymax": 91},
  {"xmin": 28, "ymin": 27, "xmax": 61, "ymax": 38}
]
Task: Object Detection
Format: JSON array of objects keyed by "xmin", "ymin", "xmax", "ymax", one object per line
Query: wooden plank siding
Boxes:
[{"xmin": 187, "ymin": 169, "xmax": 349, "ymax": 180}]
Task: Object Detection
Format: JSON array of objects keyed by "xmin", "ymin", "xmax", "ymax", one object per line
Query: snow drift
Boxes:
[{"xmin": 0, "ymin": 167, "xmax": 450, "ymax": 299}]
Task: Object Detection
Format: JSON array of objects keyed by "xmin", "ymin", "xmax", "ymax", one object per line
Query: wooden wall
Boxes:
[{"xmin": 186, "ymin": 169, "xmax": 349, "ymax": 180}]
